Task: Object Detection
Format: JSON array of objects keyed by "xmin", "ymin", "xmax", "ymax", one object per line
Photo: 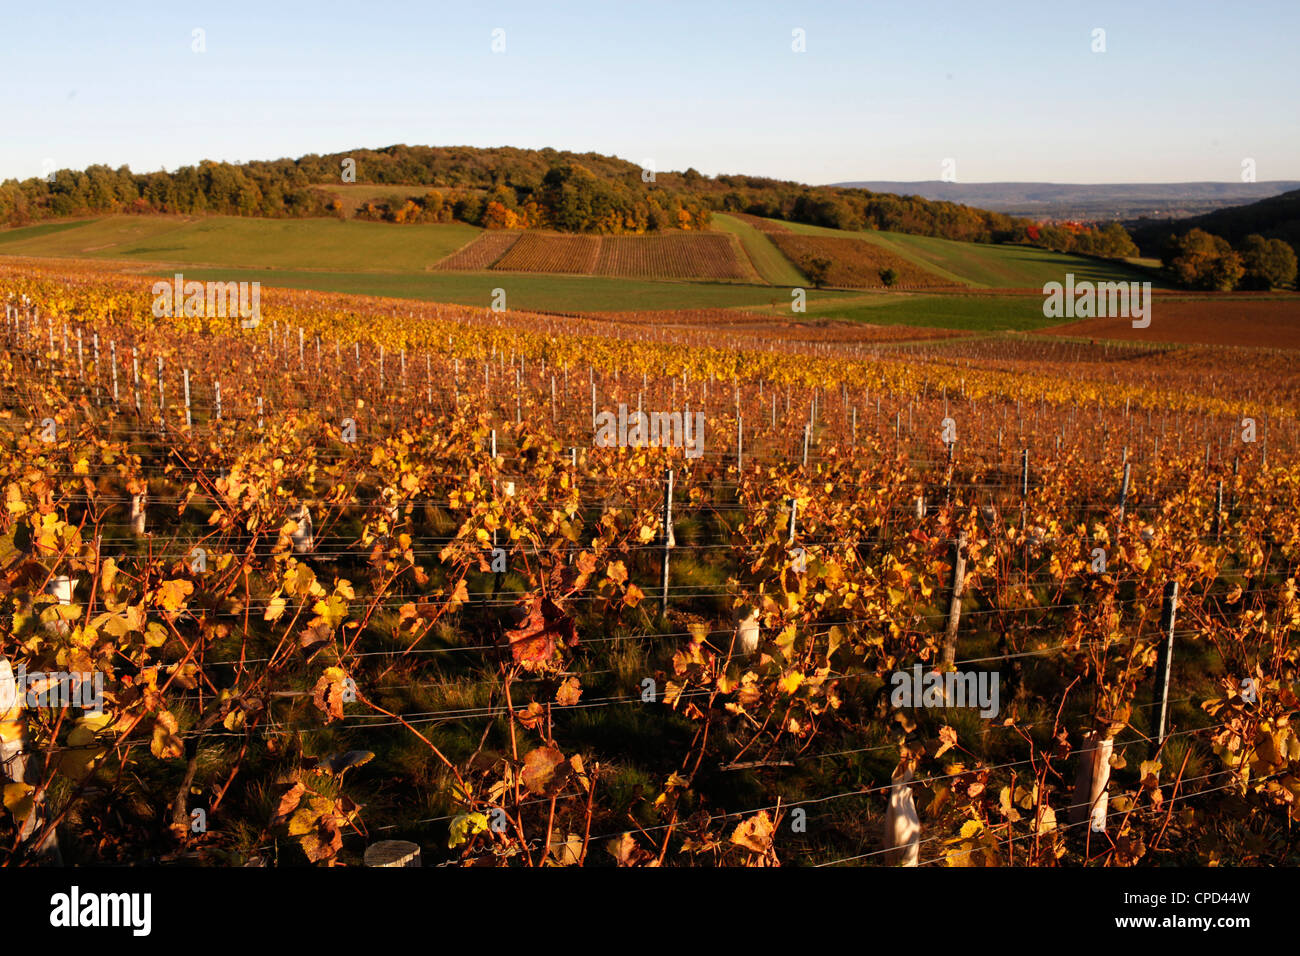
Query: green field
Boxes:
[
  {"xmin": 709, "ymin": 213, "xmax": 807, "ymax": 285},
  {"xmin": 0, "ymin": 215, "xmax": 482, "ymax": 272},
  {"xmin": 0, "ymin": 213, "xmax": 1148, "ymax": 328},
  {"xmin": 776, "ymin": 218, "xmax": 1169, "ymax": 289},
  {"xmin": 3, "ymin": 213, "xmax": 1159, "ymax": 293},
  {"xmin": 0, "ymin": 219, "xmax": 98, "ymax": 245},
  {"xmin": 0, "ymin": 216, "xmax": 190, "ymax": 252},
  {"xmin": 148, "ymin": 264, "xmax": 1052, "ymax": 329},
  {"xmin": 137, "ymin": 265, "xmax": 854, "ymax": 313},
  {"xmin": 786, "ymin": 291, "xmax": 1054, "ymax": 331},
  {"xmin": 151, "ymin": 267, "xmax": 1056, "ymax": 329}
]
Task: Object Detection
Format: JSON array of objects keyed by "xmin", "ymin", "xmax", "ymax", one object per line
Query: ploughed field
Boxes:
[
  {"xmin": 0, "ymin": 258, "xmax": 1297, "ymax": 868},
  {"xmin": 1040, "ymin": 295, "xmax": 1300, "ymax": 349}
]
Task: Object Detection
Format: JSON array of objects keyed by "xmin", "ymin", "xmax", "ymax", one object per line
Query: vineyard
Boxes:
[
  {"xmin": 436, "ymin": 231, "xmax": 760, "ymax": 282},
  {"xmin": 488, "ymin": 232, "xmax": 602, "ymax": 275},
  {"xmin": 593, "ymin": 234, "xmax": 759, "ymax": 281},
  {"xmin": 579, "ymin": 308, "xmax": 970, "ymax": 345},
  {"xmin": 1, "ymin": 259, "xmax": 1298, "ymax": 869},
  {"xmin": 434, "ymin": 232, "xmax": 522, "ymax": 272},
  {"xmin": 728, "ymin": 213, "xmax": 792, "ymax": 234}
]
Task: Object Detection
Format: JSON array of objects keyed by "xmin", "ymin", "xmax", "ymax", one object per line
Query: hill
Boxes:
[
  {"xmin": 1128, "ymin": 188, "xmax": 1300, "ymax": 260},
  {"xmin": 0, "ymin": 215, "xmax": 481, "ymax": 272},
  {"xmin": 0, "ymin": 144, "xmax": 1128, "ymax": 259},
  {"xmin": 709, "ymin": 213, "xmax": 808, "ymax": 285},
  {"xmin": 737, "ymin": 215, "xmax": 1165, "ymax": 290}
]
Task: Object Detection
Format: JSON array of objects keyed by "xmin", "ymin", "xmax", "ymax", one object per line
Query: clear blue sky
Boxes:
[{"xmin": 2, "ymin": 0, "xmax": 1296, "ymax": 185}]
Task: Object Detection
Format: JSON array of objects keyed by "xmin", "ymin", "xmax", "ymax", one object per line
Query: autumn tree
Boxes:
[
  {"xmin": 1239, "ymin": 233, "xmax": 1298, "ymax": 289},
  {"xmin": 1075, "ymin": 221, "xmax": 1139, "ymax": 258},
  {"xmin": 482, "ymin": 201, "xmax": 518, "ymax": 230},
  {"xmin": 1163, "ymin": 229, "xmax": 1244, "ymax": 291},
  {"xmin": 806, "ymin": 257, "xmax": 833, "ymax": 288}
]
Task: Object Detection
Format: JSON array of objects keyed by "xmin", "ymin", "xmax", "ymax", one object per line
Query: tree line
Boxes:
[
  {"xmin": 1160, "ymin": 228, "xmax": 1297, "ymax": 290},
  {"xmin": 2, "ymin": 144, "xmax": 1140, "ymax": 258}
]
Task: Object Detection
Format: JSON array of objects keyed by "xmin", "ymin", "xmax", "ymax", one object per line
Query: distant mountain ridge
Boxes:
[{"xmin": 829, "ymin": 180, "xmax": 1300, "ymax": 222}]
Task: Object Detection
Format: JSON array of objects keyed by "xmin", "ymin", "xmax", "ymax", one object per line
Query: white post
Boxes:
[
  {"xmin": 884, "ymin": 762, "xmax": 920, "ymax": 866},
  {"xmin": 1070, "ymin": 730, "xmax": 1114, "ymax": 833}
]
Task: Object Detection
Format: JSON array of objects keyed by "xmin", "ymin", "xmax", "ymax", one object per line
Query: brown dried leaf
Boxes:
[
  {"xmin": 730, "ymin": 810, "xmax": 775, "ymax": 854},
  {"xmin": 271, "ymin": 782, "xmax": 306, "ymax": 825},
  {"xmin": 150, "ymin": 710, "xmax": 185, "ymax": 760},
  {"xmin": 311, "ymin": 666, "xmax": 348, "ymax": 722},
  {"xmin": 504, "ymin": 596, "xmax": 577, "ymax": 669},
  {"xmin": 606, "ymin": 831, "xmax": 654, "ymax": 867},
  {"xmin": 515, "ymin": 702, "xmax": 545, "ymax": 730},
  {"xmin": 934, "ymin": 725, "xmax": 958, "ymax": 759},
  {"xmin": 555, "ymin": 676, "xmax": 583, "ymax": 707},
  {"xmin": 521, "ymin": 745, "xmax": 568, "ymax": 796}
]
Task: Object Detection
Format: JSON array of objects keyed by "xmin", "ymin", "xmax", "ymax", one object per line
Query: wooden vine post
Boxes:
[
  {"xmin": 942, "ymin": 532, "xmax": 967, "ymax": 669},
  {"xmin": 735, "ymin": 414, "xmax": 743, "ymax": 473},
  {"xmin": 660, "ymin": 468, "xmax": 674, "ymax": 614},
  {"xmin": 1116, "ymin": 461, "xmax": 1132, "ymax": 541},
  {"xmin": 1213, "ymin": 480, "xmax": 1224, "ymax": 541},
  {"xmin": 944, "ymin": 437, "xmax": 955, "ymax": 505},
  {"xmin": 1153, "ymin": 580, "xmax": 1178, "ymax": 750},
  {"xmin": 1019, "ymin": 448, "xmax": 1029, "ymax": 524}
]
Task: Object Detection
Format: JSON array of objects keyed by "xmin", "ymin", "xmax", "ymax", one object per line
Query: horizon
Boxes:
[{"xmin": 828, "ymin": 178, "xmax": 1300, "ymax": 186}]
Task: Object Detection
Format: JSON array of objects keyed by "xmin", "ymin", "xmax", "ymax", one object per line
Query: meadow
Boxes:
[
  {"xmin": 0, "ymin": 213, "xmax": 1191, "ymax": 333},
  {"xmin": 709, "ymin": 213, "xmax": 808, "ymax": 286},
  {"xmin": 0, "ymin": 215, "xmax": 481, "ymax": 273},
  {"xmin": 779, "ymin": 219, "xmax": 1171, "ymax": 290}
]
